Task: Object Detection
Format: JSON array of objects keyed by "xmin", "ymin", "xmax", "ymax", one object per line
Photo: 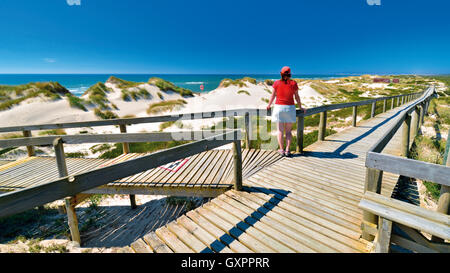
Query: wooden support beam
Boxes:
[
  {"xmin": 53, "ymin": 137, "xmax": 81, "ymax": 246},
  {"xmin": 296, "ymin": 116, "xmax": 304, "ymax": 153},
  {"xmin": 352, "ymin": 106, "xmax": 357, "ymax": 127},
  {"xmin": 233, "ymin": 140, "xmax": 242, "ymax": 191},
  {"xmin": 382, "ymin": 99, "xmax": 387, "ymax": 113},
  {"xmin": 371, "ymin": 102, "xmax": 376, "ymax": 118},
  {"xmin": 119, "ymin": 124, "xmax": 136, "ymax": 209},
  {"xmin": 362, "ymin": 167, "xmax": 383, "ymax": 240},
  {"xmin": 432, "ymin": 141, "xmax": 450, "ymax": 243},
  {"xmin": 419, "ymin": 103, "xmax": 425, "ymax": 128},
  {"xmin": 411, "ymin": 106, "xmax": 420, "ymax": 140},
  {"xmin": 119, "ymin": 124, "xmax": 130, "ymax": 154},
  {"xmin": 391, "ymin": 98, "xmax": 394, "ymax": 110},
  {"xmin": 22, "ymin": 130, "xmax": 35, "ymax": 157},
  {"xmin": 401, "ymin": 114, "xmax": 411, "ymax": 157},
  {"xmin": 244, "ymin": 112, "xmax": 251, "ymax": 149},
  {"xmin": 318, "ymin": 111, "xmax": 327, "ymax": 141},
  {"xmin": 374, "ymin": 217, "xmax": 392, "ymax": 253},
  {"xmin": 65, "ymin": 198, "xmax": 81, "ymax": 246}
]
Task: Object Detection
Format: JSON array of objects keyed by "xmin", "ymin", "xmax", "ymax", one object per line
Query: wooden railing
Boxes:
[
  {"xmin": 360, "ymin": 86, "xmax": 450, "ymax": 253},
  {"xmin": 0, "ymin": 91, "xmax": 423, "ymax": 154},
  {"xmin": 0, "ymin": 129, "xmax": 242, "ymax": 245}
]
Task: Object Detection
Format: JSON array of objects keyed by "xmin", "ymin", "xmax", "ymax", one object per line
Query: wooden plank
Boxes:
[
  {"xmin": 203, "ymin": 202, "xmax": 287, "ymax": 252},
  {"xmin": 364, "ymin": 192, "xmax": 449, "ymax": 225},
  {"xmin": 217, "ymin": 193, "xmax": 322, "ymax": 252},
  {"xmin": 167, "ymin": 221, "xmax": 213, "ymax": 253},
  {"xmin": 130, "ymin": 238, "xmax": 153, "ymax": 253},
  {"xmin": 186, "ymin": 210, "xmax": 253, "ymax": 253},
  {"xmin": 359, "ymin": 199, "xmax": 450, "ymax": 240},
  {"xmin": 143, "ymin": 232, "xmax": 174, "ymax": 253},
  {"xmin": 366, "ymin": 152, "xmax": 450, "ymax": 187},
  {"xmin": 230, "ymin": 189, "xmax": 368, "ymax": 252},
  {"xmin": 210, "ymin": 197, "xmax": 297, "ymax": 252},
  {"xmin": 177, "ymin": 215, "xmax": 233, "ymax": 253},
  {"xmin": 154, "ymin": 226, "xmax": 195, "ymax": 253},
  {"xmin": 195, "ymin": 206, "xmax": 274, "ymax": 252},
  {"xmin": 373, "ymin": 217, "xmax": 392, "ymax": 253}
]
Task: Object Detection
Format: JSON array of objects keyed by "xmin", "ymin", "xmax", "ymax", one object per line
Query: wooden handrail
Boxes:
[
  {"xmin": 0, "ymin": 129, "xmax": 243, "ymax": 218},
  {"xmin": 366, "ymin": 152, "xmax": 450, "ymax": 187},
  {"xmin": 0, "ymin": 130, "xmax": 238, "ymax": 148},
  {"xmin": 361, "ymin": 86, "xmax": 445, "ymax": 243}
]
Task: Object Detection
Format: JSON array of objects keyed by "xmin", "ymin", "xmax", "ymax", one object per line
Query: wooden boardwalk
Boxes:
[
  {"xmin": 128, "ymin": 104, "xmax": 412, "ymax": 253},
  {"xmin": 0, "ymin": 149, "xmax": 281, "ymax": 196}
]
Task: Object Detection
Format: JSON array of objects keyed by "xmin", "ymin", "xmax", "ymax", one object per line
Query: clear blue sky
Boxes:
[{"xmin": 0, "ymin": 0, "xmax": 449, "ymax": 74}]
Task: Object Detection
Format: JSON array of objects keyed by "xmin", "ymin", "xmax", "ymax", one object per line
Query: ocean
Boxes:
[{"xmin": 0, "ymin": 74, "xmax": 351, "ymax": 96}]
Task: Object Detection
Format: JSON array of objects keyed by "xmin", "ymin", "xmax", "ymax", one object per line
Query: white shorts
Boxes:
[{"xmin": 272, "ymin": 104, "xmax": 296, "ymax": 123}]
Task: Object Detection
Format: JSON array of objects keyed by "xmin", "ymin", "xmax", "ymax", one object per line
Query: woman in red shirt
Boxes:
[{"xmin": 266, "ymin": 66, "xmax": 306, "ymax": 157}]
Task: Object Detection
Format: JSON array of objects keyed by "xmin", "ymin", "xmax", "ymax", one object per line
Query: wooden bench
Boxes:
[{"xmin": 359, "ymin": 191, "xmax": 450, "ymax": 253}]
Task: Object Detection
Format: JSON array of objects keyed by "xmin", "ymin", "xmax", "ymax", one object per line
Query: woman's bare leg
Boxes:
[
  {"xmin": 285, "ymin": 122, "xmax": 293, "ymax": 152},
  {"xmin": 277, "ymin": 122, "xmax": 285, "ymax": 151}
]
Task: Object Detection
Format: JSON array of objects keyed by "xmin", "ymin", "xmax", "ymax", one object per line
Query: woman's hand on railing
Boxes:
[{"xmin": 300, "ymin": 107, "xmax": 306, "ymax": 114}]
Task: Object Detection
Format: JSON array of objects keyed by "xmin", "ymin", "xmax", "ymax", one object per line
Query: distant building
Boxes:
[
  {"xmin": 393, "ymin": 79, "xmax": 400, "ymax": 83},
  {"xmin": 373, "ymin": 78, "xmax": 391, "ymax": 83}
]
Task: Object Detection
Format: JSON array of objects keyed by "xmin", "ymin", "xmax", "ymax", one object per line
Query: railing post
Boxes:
[
  {"xmin": 370, "ymin": 102, "xmax": 376, "ymax": 118},
  {"xmin": 296, "ymin": 115, "xmax": 304, "ymax": 153},
  {"xmin": 232, "ymin": 139, "xmax": 242, "ymax": 191},
  {"xmin": 22, "ymin": 130, "xmax": 35, "ymax": 157},
  {"xmin": 432, "ymin": 130, "xmax": 450, "ymax": 243},
  {"xmin": 352, "ymin": 106, "xmax": 357, "ymax": 127},
  {"xmin": 382, "ymin": 99, "xmax": 386, "ymax": 113},
  {"xmin": 362, "ymin": 167, "xmax": 383, "ymax": 240},
  {"xmin": 119, "ymin": 124, "xmax": 136, "ymax": 209},
  {"xmin": 397, "ymin": 97, "xmax": 400, "ymax": 107},
  {"xmin": 401, "ymin": 114, "xmax": 411, "ymax": 157},
  {"xmin": 244, "ymin": 112, "xmax": 251, "ymax": 149},
  {"xmin": 419, "ymin": 102, "xmax": 425, "ymax": 128},
  {"xmin": 119, "ymin": 124, "xmax": 130, "ymax": 154},
  {"xmin": 391, "ymin": 98, "xmax": 394, "ymax": 110},
  {"xmin": 410, "ymin": 106, "xmax": 419, "ymax": 140},
  {"xmin": 318, "ymin": 111, "xmax": 327, "ymax": 141},
  {"xmin": 53, "ymin": 137, "xmax": 81, "ymax": 246}
]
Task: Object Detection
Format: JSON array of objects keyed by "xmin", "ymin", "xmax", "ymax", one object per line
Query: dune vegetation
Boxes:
[
  {"xmin": 146, "ymin": 99, "xmax": 187, "ymax": 115},
  {"xmin": 219, "ymin": 77, "xmax": 257, "ymax": 88},
  {"xmin": 106, "ymin": 76, "xmax": 143, "ymax": 89},
  {"xmin": 148, "ymin": 77, "xmax": 194, "ymax": 97},
  {"xmin": 0, "ymin": 82, "xmax": 69, "ymax": 111}
]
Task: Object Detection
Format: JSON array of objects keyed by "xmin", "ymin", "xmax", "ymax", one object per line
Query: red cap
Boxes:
[{"xmin": 281, "ymin": 66, "xmax": 291, "ymax": 74}]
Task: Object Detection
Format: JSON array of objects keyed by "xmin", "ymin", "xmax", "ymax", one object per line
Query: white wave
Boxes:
[{"xmin": 184, "ymin": 82, "xmax": 204, "ymax": 84}]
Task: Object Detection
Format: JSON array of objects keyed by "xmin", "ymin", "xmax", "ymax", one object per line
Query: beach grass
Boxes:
[
  {"xmin": 148, "ymin": 77, "xmax": 194, "ymax": 97},
  {"xmin": 38, "ymin": 129, "xmax": 67, "ymax": 136},
  {"xmin": 219, "ymin": 77, "xmax": 257, "ymax": 88},
  {"xmin": 66, "ymin": 94, "xmax": 88, "ymax": 111},
  {"xmin": 0, "ymin": 82, "xmax": 69, "ymax": 111},
  {"xmin": 94, "ymin": 108, "xmax": 118, "ymax": 120},
  {"xmin": 237, "ymin": 90, "xmax": 250, "ymax": 95},
  {"xmin": 146, "ymin": 99, "xmax": 187, "ymax": 115},
  {"xmin": 106, "ymin": 76, "xmax": 143, "ymax": 89}
]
